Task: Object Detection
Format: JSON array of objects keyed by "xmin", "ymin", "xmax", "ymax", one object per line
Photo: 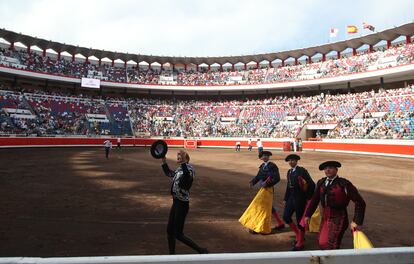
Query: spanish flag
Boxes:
[{"xmin": 347, "ymin": 25, "xmax": 358, "ymax": 34}]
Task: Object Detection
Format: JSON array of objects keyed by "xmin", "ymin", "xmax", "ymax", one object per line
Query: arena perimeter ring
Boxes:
[{"xmin": 0, "ymin": 146, "xmax": 413, "ymax": 257}]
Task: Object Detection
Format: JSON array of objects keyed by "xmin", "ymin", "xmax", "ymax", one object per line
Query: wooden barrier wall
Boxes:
[{"xmin": 0, "ymin": 137, "xmax": 413, "ymax": 158}]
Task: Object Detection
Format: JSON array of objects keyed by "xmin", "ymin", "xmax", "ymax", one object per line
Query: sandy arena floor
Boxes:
[{"xmin": 0, "ymin": 147, "xmax": 413, "ymax": 256}]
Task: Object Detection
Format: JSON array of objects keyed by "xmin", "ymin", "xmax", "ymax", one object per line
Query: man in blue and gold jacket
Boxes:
[{"xmin": 250, "ymin": 151, "xmax": 285, "ymax": 231}]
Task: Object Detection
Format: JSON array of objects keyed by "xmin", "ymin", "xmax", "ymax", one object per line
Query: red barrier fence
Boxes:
[
  {"xmin": 0, "ymin": 137, "xmax": 413, "ymax": 158},
  {"xmin": 0, "ymin": 137, "xmax": 184, "ymax": 148},
  {"xmin": 303, "ymin": 141, "xmax": 414, "ymax": 156}
]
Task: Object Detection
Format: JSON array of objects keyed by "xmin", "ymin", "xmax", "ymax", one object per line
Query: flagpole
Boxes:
[{"xmin": 345, "ymin": 26, "xmax": 348, "ymax": 41}]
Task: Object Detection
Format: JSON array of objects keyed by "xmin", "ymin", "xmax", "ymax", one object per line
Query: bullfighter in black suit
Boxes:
[{"xmin": 282, "ymin": 154, "xmax": 315, "ymax": 251}]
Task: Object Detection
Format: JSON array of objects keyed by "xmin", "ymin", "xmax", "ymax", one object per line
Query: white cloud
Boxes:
[{"xmin": 0, "ymin": 0, "xmax": 413, "ymax": 57}]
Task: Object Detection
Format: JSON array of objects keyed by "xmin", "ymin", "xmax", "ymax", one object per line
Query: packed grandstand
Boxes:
[
  {"xmin": 0, "ymin": 84, "xmax": 413, "ymax": 139},
  {"xmin": 1, "ymin": 41, "xmax": 414, "ymax": 86},
  {"xmin": 0, "ymin": 25, "xmax": 414, "ymax": 140}
]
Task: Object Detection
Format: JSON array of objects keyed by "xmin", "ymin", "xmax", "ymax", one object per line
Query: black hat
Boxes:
[
  {"xmin": 259, "ymin": 151, "xmax": 272, "ymax": 158},
  {"xmin": 285, "ymin": 154, "xmax": 301, "ymax": 162},
  {"xmin": 150, "ymin": 140, "xmax": 168, "ymax": 159},
  {"xmin": 319, "ymin": 161, "xmax": 341, "ymax": 170}
]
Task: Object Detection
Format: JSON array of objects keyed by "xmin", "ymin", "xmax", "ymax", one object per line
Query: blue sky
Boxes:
[{"xmin": 0, "ymin": 0, "xmax": 413, "ymax": 57}]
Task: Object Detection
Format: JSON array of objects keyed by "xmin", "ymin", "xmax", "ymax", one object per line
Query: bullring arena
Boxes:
[{"xmin": 0, "ymin": 144, "xmax": 413, "ymax": 256}]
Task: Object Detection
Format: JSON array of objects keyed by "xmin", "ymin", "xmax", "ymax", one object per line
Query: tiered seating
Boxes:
[
  {"xmin": 106, "ymin": 102, "xmax": 132, "ymax": 135},
  {"xmin": 0, "ymin": 94, "xmax": 18, "ymax": 109},
  {"xmin": 368, "ymin": 91, "xmax": 414, "ymax": 139},
  {"xmin": 0, "ymin": 91, "xmax": 38, "ymax": 134},
  {"xmin": 0, "ymin": 110, "xmax": 16, "ymax": 134},
  {"xmin": 308, "ymin": 94, "xmax": 365, "ymax": 123},
  {"xmin": 1, "ymin": 85, "xmax": 414, "ymax": 139},
  {"xmin": 2, "ymin": 43, "xmax": 414, "ymax": 86},
  {"xmin": 327, "ymin": 118, "xmax": 379, "ymax": 139},
  {"xmin": 326, "ymin": 88, "xmax": 414, "ymax": 139},
  {"xmin": 25, "ymin": 95, "xmax": 110, "ymax": 135}
]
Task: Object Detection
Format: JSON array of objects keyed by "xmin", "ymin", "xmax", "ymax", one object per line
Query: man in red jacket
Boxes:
[{"xmin": 305, "ymin": 161, "xmax": 366, "ymax": 250}]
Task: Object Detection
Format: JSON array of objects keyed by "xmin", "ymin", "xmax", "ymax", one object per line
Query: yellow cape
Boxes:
[
  {"xmin": 353, "ymin": 230, "xmax": 374, "ymax": 249},
  {"xmin": 308, "ymin": 206, "xmax": 321, "ymax": 233},
  {"xmin": 239, "ymin": 187, "xmax": 273, "ymax": 234}
]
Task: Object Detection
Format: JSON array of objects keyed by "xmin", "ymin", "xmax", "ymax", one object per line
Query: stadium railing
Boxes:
[{"xmin": 0, "ymin": 247, "xmax": 413, "ymax": 264}]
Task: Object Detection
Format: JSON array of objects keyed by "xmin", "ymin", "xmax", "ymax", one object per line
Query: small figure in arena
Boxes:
[
  {"xmin": 256, "ymin": 139, "xmax": 263, "ymax": 158},
  {"xmin": 161, "ymin": 150, "xmax": 208, "ymax": 254},
  {"xmin": 304, "ymin": 161, "xmax": 366, "ymax": 250},
  {"xmin": 293, "ymin": 138, "xmax": 298, "ymax": 152},
  {"xmin": 103, "ymin": 139, "xmax": 112, "ymax": 159},
  {"xmin": 297, "ymin": 138, "xmax": 303, "ymax": 152},
  {"xmin": 282, "ymin": 154, "xmax": 315, "ymax": 251},
  {"xmin": 248, "ymin": 138, "xmax": 253, "ymax": 151},
  {"xmin": 249, "ymin": 151, "xmax": 285, "ymax": 231},
  {"xmin": 117, "ymin": 136, "xmax": 121, "ymax": 149},
  {"xmin": 235, "ymin": 141, "xmax": 241, "ymax": 152}
]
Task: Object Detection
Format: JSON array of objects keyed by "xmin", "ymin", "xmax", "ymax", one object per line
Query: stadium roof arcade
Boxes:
[{"xmin": 1, "ymin": 22, "xmax": 414, "ymax": 69}]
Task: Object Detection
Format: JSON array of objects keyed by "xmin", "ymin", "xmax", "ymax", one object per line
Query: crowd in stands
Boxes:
[
  {"xmin": 326, "ymin": 117, "xmax": 379, "ymax": 139},
  {"xmin": 307, "ymin": 93, "xmax": 367, "ymax": 123},
  {"xmin": 326, "ymin": 87, "xmax": 414, "ymax": 139},
  {"xmin": 0, "ymin": 85, "xmax": 110, "ymax": 136},
  {"xmin": 368, "ymin": 111, "xmax": 414, "ymax": 139},
  {"xmin": 1, "ymin": 42, "xmax": 414, "ymax": 86},
  {"xmin": 365, "ymin": 89, "xmax": 414, "ymax": 139},
  {"xmin": 1, "ymin": 82, "xmax": 414, "ymax": 139}
]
